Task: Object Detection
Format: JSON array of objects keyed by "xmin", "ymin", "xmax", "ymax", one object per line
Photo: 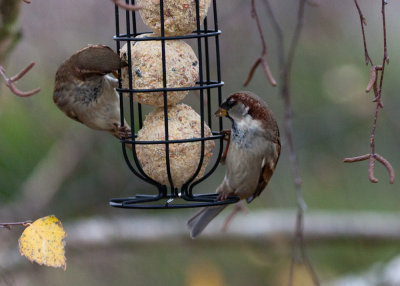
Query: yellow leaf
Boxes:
[
  {"xmin": 18, "ymin": 215, "xmax": 67, "ymax": 270},
  {"xmin": 185, "ymin": 259, "xmax": 227, "ymax": 286}
]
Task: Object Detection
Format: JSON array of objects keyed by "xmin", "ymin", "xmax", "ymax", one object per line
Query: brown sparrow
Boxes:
[
  {"xmin": 53, "ymin": 45, "xmax": 129, "ymax": 139},
  {"xmin": 187, "ymin": 91, "xmax": 281, "ymax": 238}
]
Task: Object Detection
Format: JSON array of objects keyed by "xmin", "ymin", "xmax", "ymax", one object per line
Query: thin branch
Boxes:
[
  {"xmin": 0, "ymin": 220, "xmax": 31, "ymax": 230},
  {"xmin": 244, "ymin": 0, "xmax": 276, "ymax": 87},
  {"xmin": 112, "ymin": 0, "xmax": 141, "ymax": 11},
  {"xmin": 343, "ymin": 153, "xmax": 394, "ymax": 184},
  {"xmin": 365, "ymin": 65, "xmax": 381, "ymax": 93},
  {"xmin": 368, "ymin": 155, "xmax": 379, "ymax": 183},
  {"xmin": 345, "ymin": 0, "xmax": 394, "ymax": 184},
  {"xmin": 286, "ymin": 1, "xmax": 320, "ymax": 284},
  {"xmin": 0, "ymin": 62, "xmax": 40, "ymax": 97},
  {"xmin": 22, "ymin": 0, "xmax": 31, "ymax": 3},
  {"xmin": 343, "ymin": 154, "xmax": 370, "ymax": 163},
  {"xmin": 221, "ymin": 202, "xmax": 249, "ymax": 232},
  {"xmin": 263, "ymin": 0, "xmax": 319, "ymax": 285},
  {"xmin": 375, "ymin": 153, "xmax": 395, "ymax": 184},
  {"xmin": 353, "ymin": 0, "xmax": 373, "ymax": 65}
]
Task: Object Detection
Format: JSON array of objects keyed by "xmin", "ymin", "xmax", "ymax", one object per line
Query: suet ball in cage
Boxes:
[
  {"xmin": 120, "ymin": 34, "xmax": 199, "ymax": 106},
  {"xmin": 136, "ymin": 103, "xmax": 214, "ymax": 187},
  {"xmin": 137, "ymin": 0, "xmax": 212, "ymax": 36}
]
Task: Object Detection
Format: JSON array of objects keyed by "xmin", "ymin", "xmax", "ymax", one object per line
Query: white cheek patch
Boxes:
[{"xmin": 244, "ymin": 105, "xmax": 250, "ymax": 116}]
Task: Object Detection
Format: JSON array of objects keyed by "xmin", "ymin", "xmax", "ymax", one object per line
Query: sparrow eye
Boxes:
[{"xmin": 227, "ymin": 98, "xmax": 236, "ymax": 108}]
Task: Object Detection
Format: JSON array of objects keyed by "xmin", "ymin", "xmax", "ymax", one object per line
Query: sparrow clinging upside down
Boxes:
[
  {"xmin": 187, "ymin": 91, "xmax": 281, "ymax": 238},
  {"xmin": 53, "ymin": 45, "xmax": 129, "ymax": 138}
]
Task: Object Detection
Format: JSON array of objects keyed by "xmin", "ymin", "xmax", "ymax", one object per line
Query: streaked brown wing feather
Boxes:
[{"xmin": 247, "ymin": 140, "xmax": 281, "ymax": 203}]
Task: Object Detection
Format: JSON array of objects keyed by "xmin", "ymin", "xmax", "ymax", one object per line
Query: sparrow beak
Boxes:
[{"xmin": 215, "ymin": 107, "xmax": 227, "ymax": 117}]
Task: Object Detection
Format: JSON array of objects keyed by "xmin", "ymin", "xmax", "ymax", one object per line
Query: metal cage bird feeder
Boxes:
[{"xmin": 110, "ymin": 0, "xmax": 239, "ymax": 209}]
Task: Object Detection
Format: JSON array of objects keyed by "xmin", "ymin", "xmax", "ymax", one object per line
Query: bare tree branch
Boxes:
[
  {"xmin": 345, "ymin": 0, "xmax": 394, "ymax": 184},
  {"xmin": 262, "ymin": 0, "xmax": 320, "ymax": 285},
  {"xmin": 244, "ymin": 0, "xmax": 276, "ymax": 87},
  {"xmin": 353, "ymin": 0, "xmax": 373, "ymax": 65},
  {"xmin": 0, "ymin": 62, "xmax": 40, "ymax": 97},
  {"xmin": 0, "ymin": 220, "xmax": 31, "ymax": 230},
  {"xmin": 375, "ymin": 153, "xmax": 395, "ymax": 184},
  {"xmin": 365, "ymin": 65, "xmax": 381, "ymax": 93},
  {"xmin": 344, "ymin": 153, "xmax": 394, "ymax": 184}
]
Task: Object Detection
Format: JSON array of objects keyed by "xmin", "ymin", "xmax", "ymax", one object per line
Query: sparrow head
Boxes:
[{"xmin": 215, "ymin": 91, "xmax": 278, "ymax": 134}]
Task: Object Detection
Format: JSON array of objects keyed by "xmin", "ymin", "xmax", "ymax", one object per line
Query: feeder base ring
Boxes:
[{"xmin": 109, "ymin": 193, "xmax": 240, "ymax": 209}]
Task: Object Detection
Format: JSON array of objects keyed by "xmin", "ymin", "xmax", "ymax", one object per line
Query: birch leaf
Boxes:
[{"xmin": 18, "ymin": 215, "xmax": 66, "ymax": 270}]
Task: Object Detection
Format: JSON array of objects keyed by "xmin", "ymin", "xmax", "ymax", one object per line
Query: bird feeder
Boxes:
[{"xmin": 110, "ymin": 0, "xmax": 239, "ymax": 209}]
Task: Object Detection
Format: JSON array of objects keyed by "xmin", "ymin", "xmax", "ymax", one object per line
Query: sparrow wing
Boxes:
[
  {"xmin": 70, "ymin": 45, "xmax": 126, "ymax": 77},
  {"xmin": 247, "ymin": 140, "xmax": 281, "ymax": 203}
]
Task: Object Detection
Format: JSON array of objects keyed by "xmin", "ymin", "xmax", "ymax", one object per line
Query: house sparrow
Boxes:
[
  {"xmin": 187, "ymin": 91, "xmax": 281, "ymax": 238},
  {"xmin": 53, "ymin": 45, "xmax": 129, "ymax": 139}
]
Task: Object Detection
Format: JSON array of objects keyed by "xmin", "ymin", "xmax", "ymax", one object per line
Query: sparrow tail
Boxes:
[{"xmin": 187, "ymin": 205, "xmax": 227, "ymax": 238}]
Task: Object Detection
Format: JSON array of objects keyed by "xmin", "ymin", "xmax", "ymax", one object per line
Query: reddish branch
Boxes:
[
  {"xmin": 265, "ymin": 0, "xmax": 319, "ymax": 284},
  {"xmin": 345, "ymin": 0, "xmax": 394, "ymax": 184},
  {"xmin": 112, "ymin": 0, "xmax": 141, "ymax": 11},
  {"xmin": 243, "ymin": 0, "xmax": 276, "ymax": 87},
  {"xmin": 344, "ymin": 153, "xmax": 394, "ymax": 184},
  {"xmin": 262, "ymin": 0, "xmax": 319, "ymax": 284},
  {"xmin": 0, "ymin": 220, "xmax": 32, "ymax": 230},
  {"xmin": 353, "ymin": 0, "xmax": 372, "ymax": 65},
  {"xmin": 0, "ymin": 63, "xmax": 40, "ymax": 97},
  {"xmin": 365, "ymin": 65, "xmax": 381, "ymax": 93},
  {"xmin": 22, "ymin": 0, "xmax": 31, "ymax": 3}
]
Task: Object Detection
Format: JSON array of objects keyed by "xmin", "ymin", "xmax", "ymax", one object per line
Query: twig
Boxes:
[
  {"xmin": 343, "ymin": 153, "xmax": 394, "ymax": 184},
  {"xmin": 345, "ymin": 0, "xmax": 394, "ymax": 184},
  {"xmin": 221, "ymin": 202, "xmax": 249, "ymax": 232},
  {"xmin": 263, "ymin": 0, "xmax": 319, "ymax": 285},
  {"xmin": 0, "ymin": 62, "xmax": 40, "ymax": 97},
  {"xmin": 244, "ymin": 0, "xmax": 276, "ymax": 87},
  {"xmin": 375, "ymin": 153, "xmax": 395, "ymax": 184},
  {"xmin": 285, "ymin": 1, "xmax": 320, "ymax": 284},
  {"xmin": 112, "ymin": 0, "xmax": 141, "ymax": 11},
  {"xmin": 365, "ymin": 65, "xmax": 381, "ymax": 93},
  {"xmin": 22, "ymin": 0, "xmax": 31, "ymax": 3},
  {"xmin": 354, "ymin": 0, "xmax": 373, "ymax": 65},
  {"xmin": 0, "ymin": 220, "xmax": 31, "ymax": 230}
]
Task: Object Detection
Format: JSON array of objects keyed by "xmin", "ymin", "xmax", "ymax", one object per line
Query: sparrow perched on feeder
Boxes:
[
  {"xmin": 53, "ymin": 45, "xmax": 129, "ymax": 139},
  {"xmin": 187, "ymin": 91, "xmax": 281, "ymax": 238}
]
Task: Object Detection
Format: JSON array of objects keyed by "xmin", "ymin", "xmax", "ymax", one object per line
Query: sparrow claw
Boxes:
[
  {"xmin": 220, "ymin": 129, "xmax": 231, "ymax": 141},
  {"xmin": 216, "ymin": 192, "xmax": 231, "ymax": 201},
  {"xmin": 114, "ymin": 123, "xmax": 132, "ymax": 139},
  {"xmin": 220, "ymin": 129, "xmax": 231, "ymax": 165}
]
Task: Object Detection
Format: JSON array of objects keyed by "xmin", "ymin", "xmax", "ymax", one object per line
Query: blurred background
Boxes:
[{"xmin": 1, "ymin": 0, "xmax": 400, "ymax": 285}]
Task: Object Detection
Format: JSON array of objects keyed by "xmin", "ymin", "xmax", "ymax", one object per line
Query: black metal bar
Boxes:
[
  {"xmin": 181, "ymin": 0, "xmax": 206, "ymax": 194},
  {"xmin": 187, "ymin": 0, "xmax": 225, "ymax": 195},
  {"xmin": 130, "ymin": 0, "xmax": 143, "ymax": 129},
  {"xmin": 122, "ymin": 1, "xmax": 162, "ymax": 187},
  {"xmin": 110, "ymin": 193, "xmax": 239, "ymax": 209},
  {"xmin": 116, "ymin": 81, "xmax": 223, "ymax": 93},
  {"xmin": 120, "ymin": 132, "xmax": 224, "ymax": 145},
  {"xmin": 204, "ymin": 17, "xmax": 212, "ymax": 129},
  {"xmin": 115, "ymin": 4, "xmax": 124, "ymax": 132},
  {"xmin": 130, "ymin": 0, "xmax": 137, "ymax": 35},
  {"xmin": 159, "ymin": 0, "xmax": 176, "ymax": 194},
  {"xmin": 114, "ymin": 30, "xmax": 221, "ymax": 41}
]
